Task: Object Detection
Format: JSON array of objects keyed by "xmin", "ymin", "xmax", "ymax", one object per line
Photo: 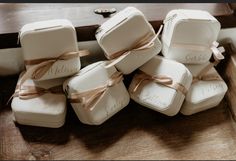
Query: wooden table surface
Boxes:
[
  {"xmin": 1, "ymin": 3, "xmax": 236, "ymax": 160},
  {"xmin": 1, "ymin": 98, "xmax": 236, "ymax": 160}
]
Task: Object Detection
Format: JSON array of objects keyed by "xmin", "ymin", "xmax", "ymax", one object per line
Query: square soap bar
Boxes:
[
  {"xmin": 96, "ymin": 7, "xmax": 162, "ymax": 74},
  {"xmin": 11, "ymin": 73, "xmax": 67, "ymax": 128},
  {"xmin": 129, "ymin": 56, "xmax": 192, "ymax": 116},
  {"xmin": 180, "ymin": 63, "xmax": 228, "ymax": 115},
  {"xmin": 63, "ymin": 61, "xmax": 130, "ymax": 125},
  {"xmin": 20, "ymin": 19, "xmax": 80, "ymax": 80},
  {"xmin": 162, "ymin": 9, "xmax": 221, "ymax": 64}
]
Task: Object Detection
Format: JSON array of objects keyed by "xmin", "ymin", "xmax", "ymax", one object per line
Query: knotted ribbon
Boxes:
[
  {"xmin": 7, "ymin": 84, "xmax": 63, "ymax": 104},
  {"xmin": 105, "ymin": 25, "xmax": 163, "ymax": 68},
  {"xmin": 19, "ymin": 50, "xmax": 90, "ymax": 85},
  {"xmin": 192, "ymin": 41, "xmax": 225, "ymax": 83},
  {"xmin": 129, "ymin": 70, "xmax": 187, "ymax": 95},
  {"xmin": 68, "ymin": 71, "xmax": 123, "ymax": 111}
]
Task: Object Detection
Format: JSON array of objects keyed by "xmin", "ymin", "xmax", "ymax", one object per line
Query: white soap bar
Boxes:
[
  {"xmin": 162, "ymin": 9, "xmax": 221, "ymax": 64},
  {"xmin": 181, "ymin": 63, "xmax": 228, "ymax": 115},
  {"xmin": 63, "ymin": 61, "xmax": 130, "ymax": 125},
  {"xmin": 0, "ymin": 48, "xmax": 24, "ymax": 76},
  {"xmin": 20, "ymin": 19, "xmax": 80, "ymax": 80},
  {"xmin": 11, "ymin": 73, "xmax": 67, "ymax": 128},
  {"xmin": 129, "ymin": 56, "xmax": 192, "ymax": 116},
  {"xmin": 96, "ymin": 7, "xmax": 162, "ymax": 74}
]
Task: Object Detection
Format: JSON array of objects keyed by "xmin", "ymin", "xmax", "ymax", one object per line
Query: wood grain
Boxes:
[
  {"xmin": 1, "ymin": 44, "xmax": 236, "ymax": 159},
  {"xmin": 0, "ymin": 3, "xmax": 232, "ymax": 34},
  {"xmin": 218, "ymin": 44, "xmax": 236, "ymax": 123},
  {"xmin": 0, "ymin": 3, "xmax": 234, "ymax": 49},
  {"xmin": 1, "ymin": 3, "xmax": 236, "ymax": 160},
  {"xmin": 1, "ymin": 99, "xmax": 236, "ymax": 160}
]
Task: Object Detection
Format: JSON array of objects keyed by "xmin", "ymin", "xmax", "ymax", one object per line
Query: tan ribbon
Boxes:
[
  {"xmin": 26, "ymin": 50, "xmax": 89, "ymax": 79},
  {"xmin": 7, "ymin": 85, "xmax": 63, "ymax": 104},
  {"xmin": 68, "ymin": 71, "xmax": 123, "ymax": 111},
  {"xmin": 192, "ymin": 73, "xmax": 222, "ymax": 84},
  {"xmin": 192, "ymin": 41, "xmax": 225, "ymax": 84},
  {"xmin": 105, "ymin": 25, "xmax": 163, "ymax": 68},
  {"xmin": 18, "ymin": 50, "xmax": 90, "ymax": 85},
  {"xmin": 129, "ymin": 70, "xmax": 187, "ymax": 95}
]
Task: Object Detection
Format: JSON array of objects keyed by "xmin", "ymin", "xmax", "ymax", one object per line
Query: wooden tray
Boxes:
[{"xmin": 1, "ymin": 3, "xmax": 236, "ymax": 160}]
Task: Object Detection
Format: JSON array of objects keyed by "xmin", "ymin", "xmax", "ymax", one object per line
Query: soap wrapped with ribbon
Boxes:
[
  {"xmin": 11, "ymin": 72, "xmax": 67, "ymax": 128},
  {"xmin": 162, "ymin": 9, "xmax": 221, "ymax": 64},
  {"xmin": 19, "ymin": 19, "xmax": 89, "ymax": 83},
  {"xmin": 96, "ymin": 7, "xmax": 162, "ymax": 74},
  {"xmin": 129, "ymin": 56, "xmax": 192, "ymax": 116},
  {"xmin": 63, "ymin": 61, "xmax": 130, "ymax": 125},
  {"xmin": 180, "ymin": 46, "xmax": 228, "ymax": 115}
]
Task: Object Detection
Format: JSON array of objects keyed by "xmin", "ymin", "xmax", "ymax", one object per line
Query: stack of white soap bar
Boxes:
[
  {"xmin": 63, "ymin": 61, "xmax": 130, "ymax": 125},
  {"xmin": 181, "ymin": 63, "xmax": 228, "ymax": 115},
  {"xmin": 96, "ymin": 7, "xmax": 162, "ymax": 74},
  {"xmin": 129, "ymin": 56, "xmax": 192, "ymax": 116},
  {"xmin": 11, "ymin": 73, "xmax": 67, "ymax": 128},
  {"xmin": 162, "ymin": 9, "xmax": 221, "ymax": 64},
  {"xmin": 20, "ymin": 19, "xmax": 80, "ymax": 80}
]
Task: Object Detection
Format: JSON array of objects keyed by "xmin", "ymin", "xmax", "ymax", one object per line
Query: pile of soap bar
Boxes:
[
  {"xmin": 161, "ymin": 9, "xmax": 228, "ymax": 115},
  {"xmin": 10, "ymin": 7, "xmax": 228, "ymax": 128}
]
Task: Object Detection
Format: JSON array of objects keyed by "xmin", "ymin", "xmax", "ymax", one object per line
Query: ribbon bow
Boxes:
[
  {"xmin": 19, "ymin": 50, "xmax": 90, "ymax": 85},
  {"xmin": 192, "ymin": 41, "xmax": 225, "ymax": 83},
  {"xmin": 129, "ymin": 70, "xmax": 187, "ymax": 95},
  {"xmin": 105, "ymin": 25, "xmax": 163, "ymax": 68},
  {"xmin": 68, "ymin": 71, "xmax": 123, "ymax": 111},
  {"xmin": 8, "ymin": 85, "xmax": 63, "ymax": 104}
]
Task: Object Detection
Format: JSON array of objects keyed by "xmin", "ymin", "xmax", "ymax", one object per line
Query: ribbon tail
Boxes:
[
  {"xmin": 18, "ymin": 65, "xmax": 40, "ymax": 86},
  {"xmin": 18, "ymin": 60, "xmax": 53, "ymax": 85},
  {"xmin": 105, "ymin": 51, "xmax": 130, "ymax": 68},
  {"xmin": 156, "ymin": 25, "xmax": 163, "ymax": 36},
  {"xmin": 31, "ymin": 61, "xmax": 55, "ymax": 79},
  {"xmin": 78, "ymin": 50, "xmax": 90, "ymax": 57},
  {"xmin": 134, "ymin": 27, "xmax": 161, "ymax": 51},
  {"xmin": 195, "ymin": 42, "xmax": 225, "ymax": 81},
  {"xmin": 6, "ymin": 93, "xmax": 18, "ymax": 105},
  {"xmin": 88, "ymin": 90, "xmax": 107, "ymax": 111},
  {"xmin": 196, "ymin": 63, "xmax": 215, "ymax": 80},
  {"xmin": 131, "ymin": 78, "xmax": 146, "ymax": 93},
  {"xmin": 129, "ymin": 73, "xmax": 149, "ymax": 93}
]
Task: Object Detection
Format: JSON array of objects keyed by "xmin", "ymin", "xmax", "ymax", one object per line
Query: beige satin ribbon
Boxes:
[
  {"xmin": 7, "ymin": 84, "xmax": 63, "ymax": 104},
  {"xmin": 192, "ymin": 41, "xmax": 225, "ymax": 83},
  {"xmin": 129, "ymin": 70, "xmax": 187, "ymax": 95},
  {"xmin": 105, "ymin": 25, "xmax": 163, "ymax": 68},
  {"xmin": 192, "ymin": 73, "xmax": 222, "ymax": 84},
  {"xmin": 18, "ymin": 50, "xmax": 90, "ymax": 85},
  {"xmin": 27, "ymin": 50, "xmax": 89, "ymax": 79},
  {"xmin": 68, "ymin": 71, "xmax": 123, "ymax": 111}
]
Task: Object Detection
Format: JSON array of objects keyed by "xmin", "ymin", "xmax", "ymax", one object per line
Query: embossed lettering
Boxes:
[
  {"xmin": 46, "ymin": 61, "xmax": 80, "ymax": 77},
  {"xmin": 185, "ymin": 54, "xmax": 208, "ymax": 63},
  {"xmin": 105, "ymin": 97, "xmax": 128, "ymax": 118},
  {"xmin": 201, "ymin": 83, "xmax": 225, "ymax": 97},
  {"xmin": 139, "ymin": 92, "xmax": 168, "ymax": 108}
]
